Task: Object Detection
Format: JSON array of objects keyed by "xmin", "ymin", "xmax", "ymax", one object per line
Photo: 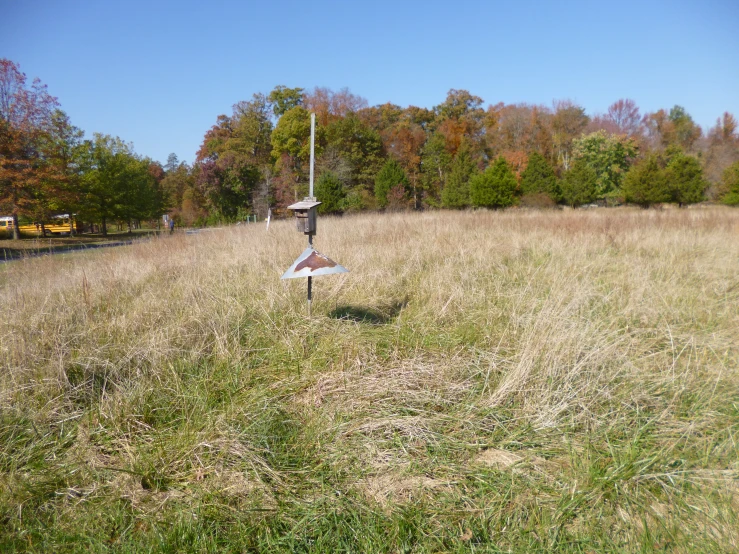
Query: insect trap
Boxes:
[{"xmin": 281, "ymin": 113, "xmax": 348, "ymax": 315}]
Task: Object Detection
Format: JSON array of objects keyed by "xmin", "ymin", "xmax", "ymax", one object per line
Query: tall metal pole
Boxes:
[
  {"xmin": 307, "ymin": 113, "xmax": 316, "ymax": 316},
  {"xmin": 309, "ymin": 113, "xmax": 315, "ymax": 199}
]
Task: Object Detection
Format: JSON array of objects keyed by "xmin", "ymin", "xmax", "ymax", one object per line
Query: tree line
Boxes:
[
  {"xmin": 147, "ymin": 86, "xmax": 739, "ymax": 221},
  {"xmin": 3, "ymin": 59, "xmax": 739, "ymax": 240}
]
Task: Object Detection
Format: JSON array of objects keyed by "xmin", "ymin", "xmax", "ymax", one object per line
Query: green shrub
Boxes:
[
  {"xmin": 722, "ymin": 161, "xmax": 739, "ymax": 205},
  {"xmin": 374, "ymin": 159, "xmax": 409, "ymax": 209},
  {"xmin": 315, "ymin": 171, "xmax": 346, "ymax": 214},
  {"xmin": 622, "ymin": 154, "xmax": 670, "ymax": 207},
  {"xmin": 469, "ymin": 157, "xmax": 516, "ymax": 209},
  {"xmin": 520, "ymin": 152, "xmax": 559, "ymax": 201},
  {"xmin": 561, "ymin": 159, "xmax": 598, "ymax": 207}
]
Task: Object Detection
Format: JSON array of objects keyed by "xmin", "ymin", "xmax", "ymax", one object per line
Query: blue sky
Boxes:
[{"xmin": 2, "ymin": 0, "xmax": 737, "ymax": 165}]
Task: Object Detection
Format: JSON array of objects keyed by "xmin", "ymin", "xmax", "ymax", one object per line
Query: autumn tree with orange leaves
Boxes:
[{"xmin": 0, "ymin": 59, "xmax": 60, "ymax": 239}]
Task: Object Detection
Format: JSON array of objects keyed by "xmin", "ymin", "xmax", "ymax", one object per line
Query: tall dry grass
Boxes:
[{"xmin": 1, "ymin": 206, "xmax": 738, "ymax": 552}]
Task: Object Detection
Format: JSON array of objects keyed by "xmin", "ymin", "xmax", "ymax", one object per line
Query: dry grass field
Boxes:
[{"xmin": 1, "ymin": 207, "xmax": 738, "ymax": 552}]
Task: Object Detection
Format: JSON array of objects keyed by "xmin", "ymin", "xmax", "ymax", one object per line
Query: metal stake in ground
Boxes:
[
  {"xmin": 307, "ymin": 274, "xmax": 312, "ymax": 317},
  {"xmin": 282, "ymin": 113, "xmax": 349, "ymax": 315}
]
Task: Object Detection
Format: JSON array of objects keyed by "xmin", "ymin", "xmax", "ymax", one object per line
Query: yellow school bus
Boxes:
[
  {"xmin": 17, "ymin": 214, "xmax": 82, "ymax": 236},
  {"xmin": 0, "ymin": 216, "xmax": 14, "ymax": 237}
]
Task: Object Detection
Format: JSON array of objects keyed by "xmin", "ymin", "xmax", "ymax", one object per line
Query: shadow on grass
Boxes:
[{"xmin": 328, "ymin": 299, "xmax": 408, "ymax": 324}]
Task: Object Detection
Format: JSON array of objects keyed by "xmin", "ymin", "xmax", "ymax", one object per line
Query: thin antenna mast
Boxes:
[
  {"xmin": 309, "ymin": 112, "xmax": 315, "ymax": 199},
  {"xmin": 308, "ymin": 112, "xmax": 316, "ymax": 315}
]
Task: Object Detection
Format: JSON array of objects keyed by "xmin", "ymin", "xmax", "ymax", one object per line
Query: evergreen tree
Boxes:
[
  {"xmin": 560, "ymin": 159, "xmax": 598, "ymax": 207},
  {"xmin": 469, "ymin": 157, "xmax": 516, "ymax": 209},
  {"xmin": 165, "ymin": 153, "xmax": 180, "ymax": 173},
  {"xmin": 442, "ymin": 143, "xmax": 475, "ymax": 208},
  {"xmin": 666, "ymin": 152, "xmax": 706, "ymax": 206},
  {"xmin": 520, "ymin": 151, "xmax": 559, "ymax": 200},
  {"xmin": 622, "ymin": 154, "xmax": 670, "ymax": 207},
  {"xmin": 374, "ymin": 158, "xmax": 409, "ymax": 208},
  {"xmin": 722, "ymin": 161, "xmax": 739, "ymax": 206},
  {"xmin": 315, "ymin": 171, "xmax": 345, "ymax": 214}
]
